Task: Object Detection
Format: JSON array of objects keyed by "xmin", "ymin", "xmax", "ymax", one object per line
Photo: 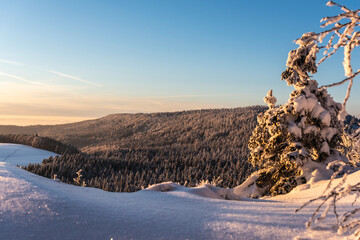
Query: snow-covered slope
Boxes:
[
  {"xmin": 0, "ymin": 143, "xmax": 58, "ymax": 166},
  {"xmin": 0, "ymin": 144, "xmax": 358, "ymax": 239}
]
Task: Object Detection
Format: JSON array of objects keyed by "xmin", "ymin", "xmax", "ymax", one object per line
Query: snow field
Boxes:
[{"xmin": 0, "ymin": 144, "xmax": 358, "ymax": 239}]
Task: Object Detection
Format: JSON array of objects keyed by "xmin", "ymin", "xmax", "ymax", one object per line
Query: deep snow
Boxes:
[{"xmin": 0, "ymin": 144, "xmax": 358, "ymax": 239}]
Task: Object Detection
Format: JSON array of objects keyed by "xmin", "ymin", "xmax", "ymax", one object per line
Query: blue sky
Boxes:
[{"xmin": 0, "ymin": 0, "xmax": 359, "ymax": 125}]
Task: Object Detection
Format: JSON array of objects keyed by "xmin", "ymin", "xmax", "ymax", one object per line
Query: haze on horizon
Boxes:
[{"xmin": 0, "ymin": 0, "xmax": 359, "ymax": 126}]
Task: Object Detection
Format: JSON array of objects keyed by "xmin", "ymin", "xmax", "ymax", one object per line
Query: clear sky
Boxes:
[{"xmin": 0, "ymin": 0, "xmax": 359, "ymax": 125}]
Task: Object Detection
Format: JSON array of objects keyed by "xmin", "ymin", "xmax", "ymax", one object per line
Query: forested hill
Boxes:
[
  {"xmin": 0, "ymin": 106, "xmax": 266, "ymax": 153},
  {"xmin": 4, "ymin": 106, "xmax": 359, "ymax": 192},
  {"xmin": 6, "ymin": 106, "xmax": 266, "ymax": 191}
]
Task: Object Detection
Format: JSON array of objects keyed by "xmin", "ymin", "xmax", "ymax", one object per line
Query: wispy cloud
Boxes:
[
  {"xmin": 0, "ymin": 59, "xmax": 24, "ymax": 66},
  {"xmin": 0, "ymin": 57, "xmax": 102, "ymax": 87},
  {"xmin": 48, "ymin": 70, "xmax": 102, "ymax": 87},
  {"xmin": 0, "ymin": 71, "xmax": 41, "ymax": 85}
]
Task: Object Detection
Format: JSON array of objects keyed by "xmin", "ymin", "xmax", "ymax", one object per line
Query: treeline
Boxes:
[{"xmin": 0, "ymin": 134, "xmax": 79, "ymax": 155}]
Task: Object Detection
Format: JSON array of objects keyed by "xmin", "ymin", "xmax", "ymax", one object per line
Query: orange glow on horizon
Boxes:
[{"xmin": 0, "ymin": 115, "xmax": 95, "ymax": 126}]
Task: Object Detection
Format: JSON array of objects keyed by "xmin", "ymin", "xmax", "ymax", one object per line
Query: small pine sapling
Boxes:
[{"xmin": 73, "ymin": 169, "xmax": 86, "ymax": 187}]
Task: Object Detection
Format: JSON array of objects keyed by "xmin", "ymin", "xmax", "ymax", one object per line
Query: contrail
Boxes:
[
  {"xmin": 48, "ymin": 70, "xmax": 102, "ymax": 87},
  {"xmin": 0, "ymin": 59, "xmax": 24, "ymax": 66},
  {"xmin": 0, "ymin": 71, "xmax": 41, "ymax": 85},
  {"xmin": 0, "ymin": 58, "xmax": 102, "ymax": 87}
]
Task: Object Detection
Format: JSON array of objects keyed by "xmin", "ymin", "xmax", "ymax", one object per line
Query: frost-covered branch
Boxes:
[
  {"xmin": 296, "ymin": 170, "xmax": 360, "ymax": 236},
  {"xmin": 321, "ymin": 70, "xmax": 360, "ymax": 89}
]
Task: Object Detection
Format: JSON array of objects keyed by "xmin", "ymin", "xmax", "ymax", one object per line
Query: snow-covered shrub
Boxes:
[{"xmin": 244, "ymin": 1, "xmax": 360, "ymax": 197}]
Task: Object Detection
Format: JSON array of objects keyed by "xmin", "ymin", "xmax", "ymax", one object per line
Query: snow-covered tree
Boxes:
[{"xmin": 242, "ymin": 1, "xmax": 360, "ymax": 197}]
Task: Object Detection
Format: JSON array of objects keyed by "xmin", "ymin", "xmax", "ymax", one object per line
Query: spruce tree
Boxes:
[{"xmin": 239, "ymin": 1, "xmax": 360, "ymax": 197}]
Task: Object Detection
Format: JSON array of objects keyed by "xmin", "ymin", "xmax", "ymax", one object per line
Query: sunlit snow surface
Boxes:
[{"xmin": 0, "ymin": 144, "xmax": 358, "ymax": 239}]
